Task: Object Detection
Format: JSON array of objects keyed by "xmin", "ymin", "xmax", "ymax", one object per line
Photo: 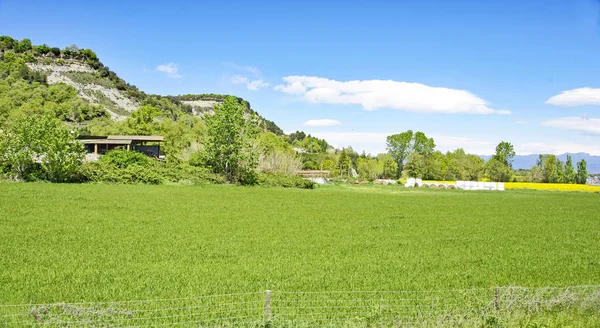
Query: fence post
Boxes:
[
  {"xmin": 494, "ymin": 287, "xmax": 500, "ymax": 311},
  {"xmin": 265, "ymin": 290, "xmax": 272, "ymax": 322}
]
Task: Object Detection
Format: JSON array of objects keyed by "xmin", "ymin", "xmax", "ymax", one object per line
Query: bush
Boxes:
[
  {"xmin": 82, "ymin": 160, "xmax": 225, "ymax": 185},
  {"xmin": 156, "ymin": 162, "xmax": 224, "ymax": 184},
  {"xmin": 99, "ymin": 150, "xmax": 151, "ymax": 169},
  {"xmin": 81, "ymin": 161, "xmax": 162, "ymax": 185},
  {"xmin": 257, "ymin": 173, "xmax": 315, "ymax": 189}
]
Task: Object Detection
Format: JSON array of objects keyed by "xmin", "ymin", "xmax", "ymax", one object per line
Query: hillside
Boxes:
[{"xmin": 0, "ymin": 36, "xmax": 282, "ymax": 134}]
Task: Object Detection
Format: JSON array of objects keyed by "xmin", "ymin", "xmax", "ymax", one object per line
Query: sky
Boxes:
[{"xmin": 2, "ymin": 0, "xmax": 600, "ymax": 155}]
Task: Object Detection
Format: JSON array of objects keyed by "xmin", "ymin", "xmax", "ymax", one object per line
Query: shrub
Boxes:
[
  {"xmin": 257, "ymin": 173, "xmax": 315, "ymax": 189},
  {"xmin": 258, "ymin": 151, "xmax": 302, "ymax": 177},
  {"xmin": 99, "ymin": 150, "xmax": 151, "ymax": 169},
  {"xmin": 81, "ymin": 161, "xmax": 162, "ymax": 185},
  {"xmin": 156, "ymin": 162, "xmax": 224, "ymax": 184}
]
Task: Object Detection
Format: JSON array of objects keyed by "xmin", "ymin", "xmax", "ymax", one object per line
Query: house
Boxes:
[{"xmin": 78, "ymin": 135, "xmax": 164, "ymax": 158}]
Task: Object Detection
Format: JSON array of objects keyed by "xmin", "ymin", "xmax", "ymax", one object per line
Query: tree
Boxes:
[
  {"xmin": 386, "ymin": 130, "xmax": 434, "ymax": 177},
  {"xmin": 15, "ymin": 38, "xmax": 32, "ymax": 53},
  {"xmin": 356, "ymin": 157, "xmax": 378, "ymax": 180},
  {"xmin": 541, "ymin": 155, "xmax": 560, "ymax": 183},
  {"xmin": 50, "ymin": 47, "xmax": 61, "ymax": 57},
  {"xmin": 124, "ymin": 105, "xmax": 161, "ymax": 135},
  {"xmin": 34, "ymin": 44, "xmax": 51, "ymax": 55},
  {"xmin": 386, "ymin": 130, "xmax": 414, "ymax": 177},
  {"xmin": 376, "ymin": 153, "xmax": 398, "ymax": 179},
  {"xmin": 564, "ymin": 155, "xmax": 576, "ymax": 184},
  {"xmin": 204, "ymin": 96, "xmax": 260, "ymax": 183},
  {"xmin": 492, "ymin": 141, "xmax": 515, "ymax": 168},
  {"xmin": 413, "ymin": 131, "xmax": 435, "ymax": 156},
  {"xmin": 576, "ymin": 159, "xmax": 588, "ymax": 184},
  {"xmin": 337, "ymin": 149, "xmax": 352, "ymax": 176},
  {"xmin": 484, "ymin": 158, "xmax": 512, "ymax": 182},
  {"xmin": 0, "ymin": 113, "xmax": 84, "ymax": 182},
  {"xmin": 404, "ymin": 153, "xmax": 426, "ymax": 178},
  {"xmin": 41, "ymin": 119, "xmax": 85, "ymax": 182}
]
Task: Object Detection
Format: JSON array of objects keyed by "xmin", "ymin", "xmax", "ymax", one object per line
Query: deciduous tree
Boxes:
[
  {"xmin": 204, "ymin": 96, "xmax": 260, "ymax": 183},
  {"xmin": 492, "ymin": 141, "xmax": 515, "ymax": 168},
  {"xmin": 0, "ymin": 113, "xmax": 84, "ymax": 182},
  {"xmin": 576, "ymin": 159, "xmax": 588, "ymax": 184}
]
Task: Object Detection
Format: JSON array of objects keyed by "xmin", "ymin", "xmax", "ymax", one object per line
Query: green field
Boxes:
[{"xmin": 1, "ymin": 183, "xmax": 599, "ymax": 326}]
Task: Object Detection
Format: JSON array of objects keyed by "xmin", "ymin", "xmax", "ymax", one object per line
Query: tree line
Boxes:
[{"xmin": 291, "ymin": 130, "xmax": 588, "ymax": 184}]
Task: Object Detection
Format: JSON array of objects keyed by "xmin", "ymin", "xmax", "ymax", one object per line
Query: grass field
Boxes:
[{"xmin": 1, "ymin": 183, "xmax": 599, "ymax": 326}]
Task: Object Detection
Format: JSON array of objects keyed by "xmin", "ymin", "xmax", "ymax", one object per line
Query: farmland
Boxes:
[{"xmin": 1, "ymin": 183, "xmax": 599, "ymax": 326}]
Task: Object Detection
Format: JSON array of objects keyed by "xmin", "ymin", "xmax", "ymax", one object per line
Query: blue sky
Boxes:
[{"xmin": 2, "ymin": 0, "xmax": 600, "ymax": 155}]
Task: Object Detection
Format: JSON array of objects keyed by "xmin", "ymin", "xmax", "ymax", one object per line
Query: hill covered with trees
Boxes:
[{"xmin": 0, "ymin": 35, "xmax": 590, "ymax": 187}]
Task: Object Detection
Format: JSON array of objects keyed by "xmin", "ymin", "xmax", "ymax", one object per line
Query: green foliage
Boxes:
[
  {"xmin": 386, "ymin": 130, "xmax": 435, "ymax": 176},
  {"xmin": 492, "ymin": 141, "xmax": 516, "ymax": 168},
  {"xmin": 484, "ymin": 158, "xmax": 513, "ymax": 182},
  {"xmin": 0, "ymin": 49, "xmax": 106, "ymax": 125},
  {"xmin": 564, "ymin": 155, "xmax": 576, "ymax": 184},
  {"xmin": 256, "ymin": 132, "xmax": 294, "ymax": 155},
  {"xmin": 204, "ymin": 96, "xmax": 260, "ymax": 183},
  {"xmin": 257, "ymin": 173, "xmax": 316, "ymax": 189},
  {"xmin": 404, "ymin": 153, "xmax": 426, "ymax": 178},
  {"xmin": 155, "ymin": 162, "xmax": 224, "ymax": 184},
  {"xmin": 576, "ymin": 159, "xmax": 588, "ymax": 184},
  {"xmin": 528, "ymin": 154, "xmax": 583, "ymax": 184},
  {"xmin": 126, "ymin": 105, "xmax": 161, "ymax": 135},
  {"xmin": 99, "ymin": 150, "xmax": 151, "ymax": 169},
  {"xmin": 0, "ymin": 113, "xmax": 85, "ymax": 182},
  {"xmin": 337, "ymin": 149, "xmax": 353, "ymax": 177},
  {"xmin": 356, "ymin": 156, "xmax": 379, "ymax": 180},
  {"xmin": 427, "ymin": 149, "xmax": 484, "ymax": 181},
  {"xmin": 378, "ymin": 153, "xmax": 398, "ymax": 179},
  {"xmin": 82, "ymin": 161, "xmax": 162, "ymax": 184}
]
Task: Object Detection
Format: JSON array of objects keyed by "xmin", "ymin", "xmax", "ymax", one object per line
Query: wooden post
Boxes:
[
  {"xmin": 495, "ymin": 287, "xmax": 500, "ymax": 311},
  {"xmin": 94, "ymin": 144, "xmax": 98, "ymax": 154},
  {"xmin": 265, "ymin": 290, "xmax": 272, "ymax": 322}
]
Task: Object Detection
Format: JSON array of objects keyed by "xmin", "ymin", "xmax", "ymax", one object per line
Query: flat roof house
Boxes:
[{"xmin": 78, "ymin": 135, "xmax": 164, "ymax": 158}]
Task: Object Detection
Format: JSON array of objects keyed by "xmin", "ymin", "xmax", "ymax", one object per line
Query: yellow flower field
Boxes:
[
  {"xmin": 421, "ymin": 181, "xmax": 600, "ymax": 192},
  {"xmin": 504, "ymin": 182, "xmax": 600, "ymax": 192}
]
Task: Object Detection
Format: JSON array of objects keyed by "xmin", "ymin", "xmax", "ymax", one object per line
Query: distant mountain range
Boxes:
[{"xmin": 480, "ymin": 153, "xmax": 600, "ymax": 174}]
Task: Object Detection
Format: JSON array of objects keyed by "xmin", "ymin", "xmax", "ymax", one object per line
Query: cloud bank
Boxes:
[
  {"xmin": 541, "ymin": 116, "xmax": 600, "ymax": 134},
  {"xmin": 275, "ymin": 76, "xmax": 510, "ymax": 115},
  {"xmin": 155, "ymin": 63, "xmax": 181, "ymax": 79},
  {"xmin": 546, "ymin": 87, "xmax": 600, "ymax": 107}
]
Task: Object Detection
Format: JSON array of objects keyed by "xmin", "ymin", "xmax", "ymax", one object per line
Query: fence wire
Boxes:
[{"xmin": 0, "ymin": 286, "xmax": 598, "ymax": 327}]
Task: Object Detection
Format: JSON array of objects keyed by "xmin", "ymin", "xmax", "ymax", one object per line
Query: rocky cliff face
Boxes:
[
  {"xmin": 27, "ymin": 61, "xmax": 139, "ymax": 120},
  {"xmin": 180, "ymin": 100, "xmax": 217, "ymax": 116}
]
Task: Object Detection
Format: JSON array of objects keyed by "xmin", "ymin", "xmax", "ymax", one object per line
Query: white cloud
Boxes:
[
  {"xmin": 232, "ymin": 75, "xmax": 270, "ymax": 91},
  {"xmin": 516, "ymin": 121, "xmax": 528, "ymax": 125},
  {"xmin": 155, "ymin": 63, "xmax": 181, "ymax": 79},
  {"xmin": 274, "ymin": 76, "xmax": 510, "ymax": 115},
  {"xmin": 247, "ymin": 80, "xmax": 270, "ymax": 91},
  {"xmin": 231, "ymin": 75, "xmax": 249, "ymax": 84},
  {"xmin": 303, "ymin": 119, "xmax": 342, "ymax": 127},
  {"xmin": 546, "ymin": 87, "xmax": 600, "ymax": 107},
  {"xmin": 541, "ymin": 116, "xmax": 600, "ymax": 134}
]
